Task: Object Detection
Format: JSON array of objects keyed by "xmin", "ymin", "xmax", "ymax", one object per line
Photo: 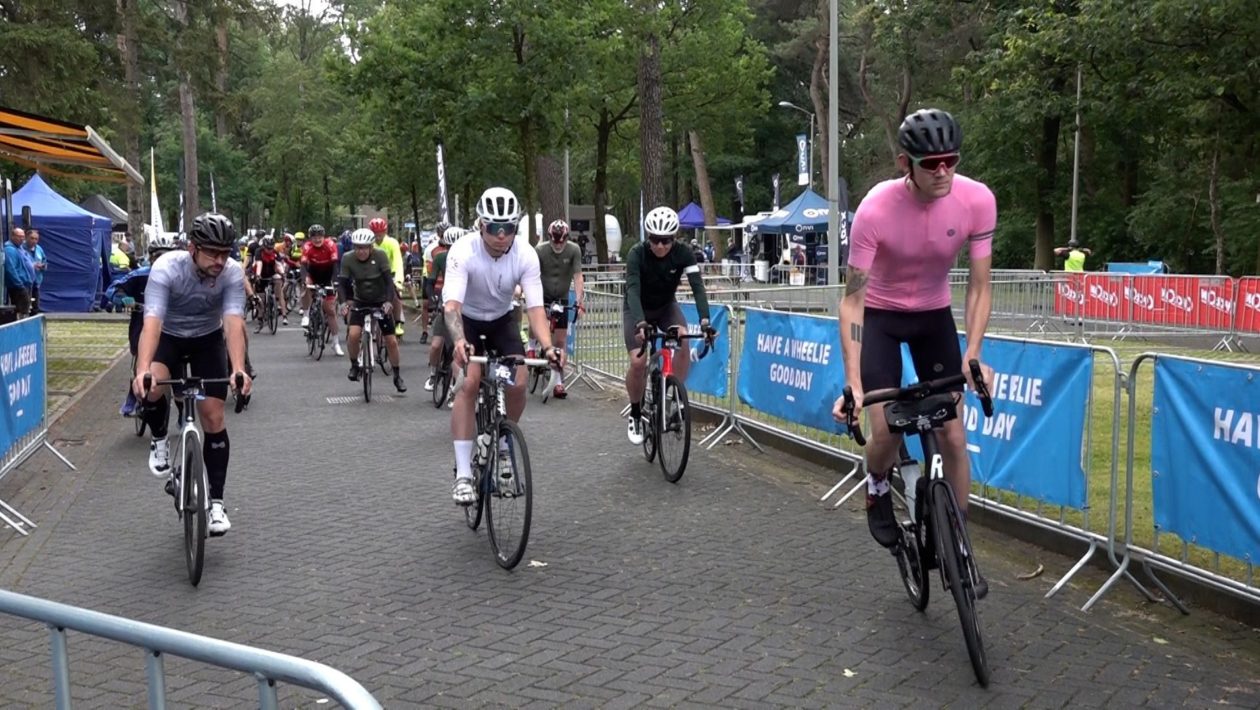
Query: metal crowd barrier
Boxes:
[
  {"xmin": 0, "ymin": 589, "xmax": 381, "ymax": 709},
  {"xmin": 1087, "ymin": 353, "xmax": 1260, "ymax": 612},
  {"xmin": 0, "ymin": 316, "xmax": 76, "ymax": 536},
  {"xmin": 570, "ymin": 278, "xmax": 1260, "ymax": 613}
]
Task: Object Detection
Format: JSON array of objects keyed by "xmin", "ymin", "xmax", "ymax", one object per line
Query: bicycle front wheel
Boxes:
[
  {"xmin": 362, "ymin": 334, "xmax": 374, "ymax": 402},
  {"xmin": 485, "ymin": 420, "xmax": 533, "ymax": 570},
  {"xmin": 433, "ymin": 366, "xmax": 451, "ymax": 409},
  {"xmin": 268, "ymin": 296, "xmax": 278, "ymax": 334},
  {"xmin": 641, "ymin": 376, "xmax": 657, "ymax": 463},
  {"xmin": 656, "ymin": 375, "xmax": 692, "ymax": 483},
  {"xmin": 182, "ymin": 432, "xmax": 207, "ymax": 586},
  {"xmin": 932, "ymin": 483, "xmax": 989, "ymax": 687}
]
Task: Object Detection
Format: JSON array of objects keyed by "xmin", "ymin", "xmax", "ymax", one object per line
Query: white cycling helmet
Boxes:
[
  {"xmin": 149, "ymin": 232, "xmax": 177, "ymax": 251},
  {"xmin": 644, "ymin": 206, "xmax": 680, "ymax": 237},
  {"xmin": 475, "ymin": 186, "xmax": 522, "ymax": 223},
  {"xmin": 442, "ymin": 226, "xmax": 464, "ymax": 246},
  {"xmin": 351, "ymin": 227, "xmax": 376, "ymax": 246}
]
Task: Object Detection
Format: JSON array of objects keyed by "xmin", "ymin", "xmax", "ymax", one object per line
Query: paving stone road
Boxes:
[{"xmin": 1, "ymin": 322, "xmax": 1258, "ymax": 708}]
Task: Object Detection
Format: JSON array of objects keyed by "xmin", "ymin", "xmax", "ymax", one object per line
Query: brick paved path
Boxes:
[{"xmin": 1, "ymin": 323, "xmax": 1258, "ymax": 708}]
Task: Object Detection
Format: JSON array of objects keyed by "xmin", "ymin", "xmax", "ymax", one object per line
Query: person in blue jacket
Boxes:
[
  {"xmin": 5, "ymin": 226, "xmax": 35, "ymax": 318},
  {"xmin": 106, "ymin": 234, "xmax": 178, "ymax": 415}
]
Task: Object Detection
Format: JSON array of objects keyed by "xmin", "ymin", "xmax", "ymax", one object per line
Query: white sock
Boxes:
[
  {"xmin": 454, "ymin": 440, "xmax": 474, "ymax": 480},
  {"xmin": 867, "ymin": 472, "xmax": 890, "ymax": 497}
]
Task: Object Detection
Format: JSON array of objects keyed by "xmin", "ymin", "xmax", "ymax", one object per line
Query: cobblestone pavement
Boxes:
[{"xmin": 1, "ymin": 322, "xmax": 1258, "ymax": 708}]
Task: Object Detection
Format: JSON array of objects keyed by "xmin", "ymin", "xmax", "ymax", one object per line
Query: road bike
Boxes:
[
  {"xmin": 527, "ymin": 301, "xmax": 577, "ymax": 403},
  {"xmin": 461, "ymin": 340, "xmax": 551, "ymax": 569},
  {"xmin": 350, "ymin": 306, "xmax": 391, "ymax": 402},
  {"xmin": 143, "ymin": 368, "xmax": 244, "ymax": 587},
  {"xmin": 841, "ymin": 359, "xmax": 995, "ymax": 686},
  {"xmin": 634, "ymin": 326, "xmax": 711, "ymax": 483},
  {"xmin": 253, "ymin": 281, "xmax": 279, "ymax": 335},
  {"xmin": 304, "ymin": 287, "xmax": 334, "ymax": 360}
]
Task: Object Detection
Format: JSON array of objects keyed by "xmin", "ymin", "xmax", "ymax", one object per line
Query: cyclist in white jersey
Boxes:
[
  {"xmin": 443, "ymin": 187, "xmax": 563, "ymax": 505},
  {"xmin": 133, "ymin": 213, "xmax": 252, "ymax": 536}
]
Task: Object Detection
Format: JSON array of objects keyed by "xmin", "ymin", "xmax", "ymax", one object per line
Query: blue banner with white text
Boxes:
[
  {"xmin": 0, "ymin": 316, "xmax": 46, "ymax": 456},
  {"xmin": 902, "ymin": 335, "xmax": 1092, "ymax": 509},
  {"xmin": 1151, "ymin": 357, "xmax": 1260, "ymax": 561},
  {"xmin": 737, "ymin": 308, "xmax": 846, "ymax": 434},
  {"xmin": 679, "ymin": 303, "xmax": 729, "ymax": 398}
]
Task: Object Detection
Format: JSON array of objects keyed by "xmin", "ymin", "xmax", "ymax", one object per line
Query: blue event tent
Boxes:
[
  {"xmin": 4, "ymin": 174, "xmax": 112, "ymax": 312},
  {"xmin": 676, "ymin": 201, "xmax": 730, "ymax": 229}
]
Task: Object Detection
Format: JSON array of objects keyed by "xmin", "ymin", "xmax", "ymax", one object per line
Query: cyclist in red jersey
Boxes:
[
  {"xmin": 301, "ymin": 224, "xmax": 344, "ymax": 356},
  {"xmin": 251, "ymin": 237, "xmax": 290, "ymax": 326},
  {"xmin": 831, "ymin": 108, "xmax": 996, "ymax": 597}
]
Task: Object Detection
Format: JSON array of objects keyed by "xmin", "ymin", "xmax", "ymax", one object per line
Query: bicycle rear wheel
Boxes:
[
  {"xmin": 376, "ymin": 322, "xmax": 392, "ymax": 375},
  {"xmin": 932, "ymin": 482, "xmax": 989, "ymax": 687},
  {"xmin": 641, "ymin": 375, "xmax": 657, "ymax": 463},
  {"xmin": 464, "ymin": 469, "xmax": 485, "ymax": 530},
  {"xmin": 895, "ymin": 521, "xmax": 930, "ymax": 611},
  {"xmin": 267, "ymin": 293, "xmax": 278, "ymax": 334},
  {"xmin": 182, "ymin": 432, "xmax": 208, "ymax": 586},
  {"xmin": 656, "ymin": 375, "xmax": 691, "ymax": 483},
  {"xmin": 485, "ymin": 420, "xmax": 532, "ymax": 570}
]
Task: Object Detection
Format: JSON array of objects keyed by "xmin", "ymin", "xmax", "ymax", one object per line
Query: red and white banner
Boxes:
[
  {"xmin": 1054, "ymin": 272, "xmax": 1239, "ymax": 332},
  {"xmin": 1235, "ymin": 277, "xmax": 1260, "ymax": 334}
]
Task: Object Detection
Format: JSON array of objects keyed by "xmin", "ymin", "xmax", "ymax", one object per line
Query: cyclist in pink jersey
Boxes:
[{"xmin": 831, "ymin": 108, "xmax": 996, "ymax": 597}]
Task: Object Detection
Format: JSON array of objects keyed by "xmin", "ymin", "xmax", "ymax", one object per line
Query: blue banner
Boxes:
[
  {"xmin": 737, "ymin": 309, "xmax": 846, "ymax": 434},
  {"xmin": 0, "ymin": 316, "xmax": 46, "ymax": 455},
  {"xmin": 902, "ymin": 336, "xmax": 1092, "ymax": 508},
  {"xmin": 1151, "ymin": 357, "xmax": 1260, "ymax": 561},
  {"xmin": 679, "ymin": 303, "xmax": 729, "ymax": 398}
]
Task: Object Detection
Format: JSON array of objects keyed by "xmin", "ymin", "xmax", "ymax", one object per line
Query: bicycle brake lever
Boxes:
[
  {"xmin": 842, "ymin": 386, "xmax": 866, "ymax": 446},
  {"xmin": 967, "ymin": 359, "xmax": 994, "ymax": 418}
]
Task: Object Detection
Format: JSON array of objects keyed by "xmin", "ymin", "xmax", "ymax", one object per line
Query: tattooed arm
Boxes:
[{"xmin": 839, "ymin": 266, "xmax": 868, "ymax": 391}]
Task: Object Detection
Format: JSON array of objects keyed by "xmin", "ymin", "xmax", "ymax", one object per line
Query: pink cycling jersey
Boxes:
[{"xmin": 848, "ymin": 174, "xmax": 996, "ymax": 311}]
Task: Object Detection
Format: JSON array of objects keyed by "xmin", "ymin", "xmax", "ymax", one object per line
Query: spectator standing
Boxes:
[
  {"xmin": 24, "ymin": 229, "xmax": 46, "ymax": 314},
  {"xmin": 5, "ymin": 227, "xmax": 34, "ymax": 317}
]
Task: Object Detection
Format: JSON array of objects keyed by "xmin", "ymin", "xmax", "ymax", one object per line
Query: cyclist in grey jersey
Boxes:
[{"xmin": 134, "ymin": 213, "xmax": 252, "ymax": 536}]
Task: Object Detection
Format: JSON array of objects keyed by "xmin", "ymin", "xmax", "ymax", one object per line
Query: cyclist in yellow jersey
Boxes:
[{"xmin": 369, "ymin": 217, "xmax": 406, "ymax": 336}]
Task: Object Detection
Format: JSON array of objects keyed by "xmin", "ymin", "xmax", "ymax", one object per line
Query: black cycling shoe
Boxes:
[
  {"xmin": 419, "ymin": 331, "xmax": 429, "ymax": 345},
  {"xmin": 348, "ymin": 363, "xmax": 361, "ymax": 381},
  {"xmin": 394, "ymin": 373, "xmax": 407, "ymax": 393},
  {"xmin": 866, "ymin": 488, "xmax": 900, "ymax": 549}
]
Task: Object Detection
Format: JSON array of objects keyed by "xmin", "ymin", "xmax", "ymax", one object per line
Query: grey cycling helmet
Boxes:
[
  {"xmin": 189, "ymin": 212, "xmax": 237, "ymax": 249},
  {"xmin": 897, "ymin": 108, "xmax": 962, "ymax": 156}
]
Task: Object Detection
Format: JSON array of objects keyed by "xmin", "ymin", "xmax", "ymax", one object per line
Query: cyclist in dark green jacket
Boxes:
[{"xmin": 622, "ymin": 206, "xmax": 714, "ymax": 444}]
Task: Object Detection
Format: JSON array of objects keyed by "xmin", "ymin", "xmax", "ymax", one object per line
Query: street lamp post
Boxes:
[{"xmin": 777, "ymin": 101, "xmax": 815, "ymax": 189}]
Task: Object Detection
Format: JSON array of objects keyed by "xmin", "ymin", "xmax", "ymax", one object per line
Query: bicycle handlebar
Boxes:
[
  {"xmin": 143, "ymin": 372, "xmax": 245, "ymax": 405},
  {"xmin": 841, "ymin": 359, "xmax": 993, "ymax": 447},
  {"xmin": 468, "ymin": 354, "xmax": 552, "ymax": 369},
  {"xmin": 634, "ymin": 326, "xmax": 715, "ymax": 359}
]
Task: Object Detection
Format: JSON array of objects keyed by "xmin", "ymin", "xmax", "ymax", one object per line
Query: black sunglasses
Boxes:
[
  {"xmin": 648, "ymin": 236, "xmax": 674, "ymax": 246},
  {"xmin": 910, "ymin": 153, "xmax": 961, "ymax": 172},
  {"xmin": 483, "ymin": 221, "xmax": 518, "ymax": 237}
]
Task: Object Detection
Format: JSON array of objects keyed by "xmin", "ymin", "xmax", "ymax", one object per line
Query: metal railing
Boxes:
[{"xmin": 0, "ymin": 589, "xmax": 381, "ymax": 709}]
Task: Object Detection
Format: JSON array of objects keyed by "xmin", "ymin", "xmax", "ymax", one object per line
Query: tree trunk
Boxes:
[
  {"xmin": 518, "ymin": 119, "xmax": 537, "ymax": 243},
  {"xmin": 1208, "ymin": 138, "xmax": 1224, "ymax": 275},
  {"xmin": 323, "ymin": 173, "xmax": 332, "ymax": 225},
  {"xmin": 593, "ymin": 107, "xmax": 612, "ymax": 264},
  {"xmin": 174, "ymin": 0, "xmax": 199, "ymax": 225},
  {"xmin": 535, "ymin": 153, "xmax": 565, "ymax": 236},
  {"xmin": 688, "ymin": 130, "xmax": 723, "ymax": 261},
  {"xmin": 810, "ymin": 31, "xmax": 828, "ymax": 189},
  {"xmin": 638, "ymin": 31, "xmax": 665, "ymax": 207},
  {"xmin": 1033, "ymin": 114, "xmax": 1061, "ymax": 270},
  {"xmin": 116, "ymin": 0, "xmax": 144, "ymax": 242},
  {"xmin": 410, "ymin": 181, "xmax": 420, "ymax": 241},
  {"xmin": 669, "ymin": 133, "xmax": 680, "ymax": 208},
  {"xmin": 214, "ymin": 6, "xmax": 229, "ymax": 139}
]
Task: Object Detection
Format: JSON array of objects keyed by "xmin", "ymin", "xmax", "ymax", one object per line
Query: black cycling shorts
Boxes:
[
  {"xmin": 860, "ymin": 307, "xmax": 962, "ymax": 394},
  {"xmin": 307, "ymin": 265, "xmax": 335, "ymax": 289},
  {"xmin": 152, "ymin": 329, "xmax": 230, "ymax": 400},
  {"xmin": 544, "ymin": 297, "xmax": 571, "ymax": 330},
  {"xmin": 463, "ymin": 311, "xmax": 525, "ymax": 357},
  {"xmin": 348, "ymin": 305, "xmax": 396, "ymax": 333},
  {"xmin": 622, "ymin": 300, "xmax": 685, "ymax": 352}
]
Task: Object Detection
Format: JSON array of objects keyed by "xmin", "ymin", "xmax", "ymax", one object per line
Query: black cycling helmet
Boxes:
[
  {"xmin": 897, "ymin": 108, "xmax": 962, "ymax": 156},
  {"xmin": 189, "ymin": 212, "xmax": 237, "ymax": 249},
  {"xmin": 308, "ymin": 223, "xmax": 325, "ymax": 236}
]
